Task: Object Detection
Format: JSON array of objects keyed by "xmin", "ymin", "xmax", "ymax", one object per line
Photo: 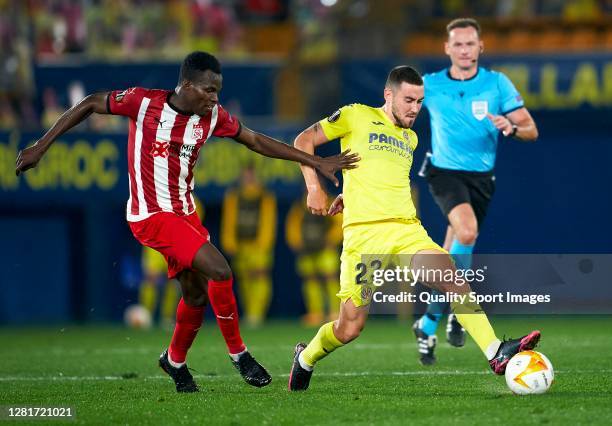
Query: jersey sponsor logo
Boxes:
[
  {"xmin": 179, "ymin": 144, "xmax": 197, "ymax": 159},
  {"xmin": 368, "ymin": 132, "xmax": 414, "ymax": 157},
  {"xmin": 192, "ymin": 125, "xmax": 204, "ymax": 140},
  {"xmin": 327, "ymin": 109, "xmax": 341, "ymax": 123},
  {"xmin": 151, "ymin": 140, "xmax": 170, "ymax": 158},
  {"xmin": 471, "ymin": 100, "xmax": 488, "ymax": 120}
]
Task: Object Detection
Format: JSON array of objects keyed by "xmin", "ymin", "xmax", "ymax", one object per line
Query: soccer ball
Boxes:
[
  {"xmin": 123, "ymin": 304, "xmax": 152, "ymax": 330},
  {"xmin": 505, "ymin": 350, "xmax": 554, "ymax": 395}
]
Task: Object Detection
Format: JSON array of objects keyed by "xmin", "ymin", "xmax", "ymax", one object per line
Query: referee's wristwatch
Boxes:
[{"xmin": 508, "ymin": 123, "xmax": 518, "ymax": 137}]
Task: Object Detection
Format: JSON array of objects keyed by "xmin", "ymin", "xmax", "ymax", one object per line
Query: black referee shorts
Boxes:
[{"xmin": 424, "ymin": 164, "xmax": 496, "ymax": 227}]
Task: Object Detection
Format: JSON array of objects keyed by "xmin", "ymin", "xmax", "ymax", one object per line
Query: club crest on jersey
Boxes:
[
  {"xmin": 151, "ymin": 140, "xmax": 170, "ymax": 158},
  {"xmin": 403, "ymin": 131, "xmax": 410, "ymax": 141},
  {"xmin": 472, "ymin": 100, "xmax": 488, "ymax": 120},
  {"xmin": 361, "ymin": 286, "xmax": 373, "ymax": 303},
  {"xmin": 192, "ymin": 125, "xmax": 204, "ymax": 140},
  {"xmin": 327, "ymin": 109, "xmax": 341, "ymax": 123}
]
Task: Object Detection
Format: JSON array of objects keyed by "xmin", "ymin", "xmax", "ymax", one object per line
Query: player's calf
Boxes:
[{"xmin": 333, "ymin": 321, "xmax": 363, "ymax": 343}]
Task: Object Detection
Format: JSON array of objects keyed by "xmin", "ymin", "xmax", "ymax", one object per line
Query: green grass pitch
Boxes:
[{"xmin": 2, "ymin": 316, "xmax": 611, "ymax": 425}]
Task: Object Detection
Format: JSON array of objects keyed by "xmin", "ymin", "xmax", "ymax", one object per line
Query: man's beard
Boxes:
[{"xmin": 392, "ymin": 105, "xmax": 412, "ymax": 129}]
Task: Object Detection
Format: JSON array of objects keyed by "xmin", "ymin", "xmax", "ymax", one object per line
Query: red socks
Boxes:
[
  {"xmin": 168, "ymin": 298, "xmax": 204, "ymax": 364},
  {"xmin": 168, "ymin": 278, "xmax": 245, "ymax": 363},
  {"xmin": 207, "ymin": 277, "xmax": 246, "ymax": 355}
]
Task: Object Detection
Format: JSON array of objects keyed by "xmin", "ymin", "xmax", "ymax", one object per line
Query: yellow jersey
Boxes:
[{"xmin": 319, "ymin": 103, "xmax": 418, "ymax": 227}]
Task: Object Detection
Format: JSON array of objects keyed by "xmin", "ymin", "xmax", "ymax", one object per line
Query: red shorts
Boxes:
[{"xmin": 129, "ymin": 212, "xmax": 210, "ymax": 279}]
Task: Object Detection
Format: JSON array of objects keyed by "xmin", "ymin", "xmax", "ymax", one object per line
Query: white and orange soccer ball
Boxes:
[
  {"xmin": 123, "ymin": 304, "xmax": 152, "ymax": 330},
  {"xmin": 505, "ymin": 350, "xmax": 554, "ymax": 395}
]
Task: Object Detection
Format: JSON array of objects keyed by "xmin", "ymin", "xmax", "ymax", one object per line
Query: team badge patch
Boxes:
[
  {"xmin": 361, "ymin": 286, "xmax": 374, "ymax": 304},
  {"xmin": 471, "ymin": 100, "xmax": 488, "ymax": 120},
  {"xmin": 192, "ymin": 125, "xmax": 204, "ymax": 140},
  {"xmin": 115, "ymin": 90, "xmax": 127, "ymax": 103},
  {"xmin": 403, "ymin": 131, "xmax": 410, "ymax": 141},
  {"xmin": 327, "ymin": 109, "xmax": 341, "ymax": 123},
  {"xmin": 114, "ymin": 87, "xmax": 135, "ymax": 103}
]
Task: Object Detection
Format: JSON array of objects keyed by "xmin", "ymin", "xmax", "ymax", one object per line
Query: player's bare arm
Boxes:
[
  {"xmin": 234, "ymin": 124, "xmax": 358, "ymax": 189},
  {"xmin": 16, "ymin": 92, "xmax": 110, "ymax": 175},
  {"xmin": 487, "ymin": 107, "xmax": 538, "ymax": 141},
  {"xmin": 293, "ymin": 122, "xmax": 340, "ymax": 215}
]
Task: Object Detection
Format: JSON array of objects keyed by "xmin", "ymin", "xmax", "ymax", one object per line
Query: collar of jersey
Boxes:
[
  {"xmin": 166, "ymin": 91, "xmax": 196, "ymax": 116},
  {"xmin": 445, "ymin": 67, "xmax": 480, "ymax": 82}
]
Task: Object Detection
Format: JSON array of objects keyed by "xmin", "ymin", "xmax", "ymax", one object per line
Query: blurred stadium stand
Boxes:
[{"xmin": 1, "ymin": 0, "xmax": 611, "ymax": 324}]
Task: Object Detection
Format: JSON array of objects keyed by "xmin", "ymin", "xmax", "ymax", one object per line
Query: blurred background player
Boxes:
[
  {"xmin": 221, "ymin": 165, "xmax": 277, "ymax": 327},
  {"xmin": 139, "ymin": 196, "xmax": 204, "ymax": 329},
  {"xmin": 413, "ymin": 18, "xmax": 538, "ymax": 365},
  {"xmin": 286, "ymin": 190, "xmax": 342, "ymax": 326}
]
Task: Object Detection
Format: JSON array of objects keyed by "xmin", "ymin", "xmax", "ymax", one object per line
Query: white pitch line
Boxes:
[
  {"xmin": 8, "ymin": 341, "xmax": 610, "ymax": 358},
  {"xmin": 0, "ymin": 344, "xmax": 462, "ymax": 358},
  {"xmin": 1, "ymin": 369, "xmax": 610, "ymax": 382}
]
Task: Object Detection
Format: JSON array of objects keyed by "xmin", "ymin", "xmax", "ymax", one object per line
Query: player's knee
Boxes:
[
  {"xmin": 455, "ymin": 227, "xmax": 477, "ymax": 245},
  {"xmin": 209, "ymin": 263, "xmax": 232, "ymax": 282},
  {"xmin": 183, "ymin": 292, "xmax": 208, "ymax": 307},
  {"xmin": 336, "ymin": 322, "xmax": 364, "ymax": 343}
]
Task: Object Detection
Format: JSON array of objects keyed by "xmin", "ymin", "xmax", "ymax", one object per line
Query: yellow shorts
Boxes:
[
  {"xmin": 338, "ymin": 219, "xmax": 446, "ymax": 307},
  {"xmin": 142, "ymin": 246, "xmax": 168, "ymax": 276},
  {"xmin": 297, "ymin": 248, "xmax": 339, "ymax": 277}
]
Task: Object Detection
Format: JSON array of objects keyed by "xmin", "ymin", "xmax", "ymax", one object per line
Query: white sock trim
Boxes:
[
  {"xmin": 168, "ymin": 349, "xmax": 185, "ymax": 368},
  {"xmin": 229, "ymin": 348, "xmax": 248, "ymax": 362},
  {"xmin": 298, "ymin": 352, "xmax": 314, "ymax": 372},
  {"xmin": 485, "ymin": 339, "xmax": 502, "ymax": 360}
]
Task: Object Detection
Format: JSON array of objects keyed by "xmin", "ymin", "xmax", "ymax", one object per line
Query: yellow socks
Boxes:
[
  {"xmin": 451, "ymin": 299, "xmax": 500, "ymax": 359},
  {"xmin": 300, "ymin": 321, "xmax": 345, "ymax": 368}
]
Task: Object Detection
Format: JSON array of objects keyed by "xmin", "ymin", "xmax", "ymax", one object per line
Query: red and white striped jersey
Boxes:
[{"xmin": 108, "ymin": 87, "xmax": 240, "ymax": 222}]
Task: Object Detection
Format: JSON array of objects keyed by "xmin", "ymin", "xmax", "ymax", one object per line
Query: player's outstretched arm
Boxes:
[
  {"xmin": 487, "ymin": 107, "xmax": 538, "ymax": 141},
  {"xmin": 233, "ymin": 126, "xmax": 358, "ymax": 187},
  {"xmin": 294, "ymin": 122, "xmax": 337, "ymax": 215},
  {"xmin": 16, "ymin": 92, "xmax": 110, "ymax": 175}
]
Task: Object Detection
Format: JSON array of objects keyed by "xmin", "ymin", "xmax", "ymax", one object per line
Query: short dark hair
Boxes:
[
  {"xmin": 385, "ymin": 65, "xmax": 423, "ymax": 88},
  {"xmin": 179, "ymin": 51, "xmax": 221, "ymax": 83},
  {"xmin": 446, "ymin": 18, "xmax": 481, "ymax": 37}
]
